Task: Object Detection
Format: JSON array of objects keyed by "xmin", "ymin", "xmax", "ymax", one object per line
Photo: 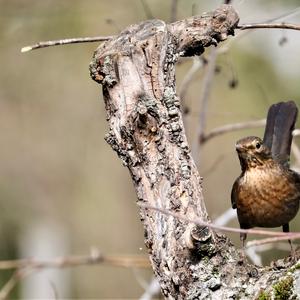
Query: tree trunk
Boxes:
[{"xmin": 90, "ymin": 4, "xmax": 300, "ymax": 299}]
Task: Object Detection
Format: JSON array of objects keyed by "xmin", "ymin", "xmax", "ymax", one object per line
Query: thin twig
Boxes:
[
  {"xmin": 237, "ymin": 23, "xmax": 300, "ymax": 31},
  {"xmin": 0, "ymin": 269, "xmax": 33, "ymax": 300},
  {"xmin": 139, "ymin": 203, "xmax": 298, "ymax": 238},
  {"xmin": 21, "ymin": 36, "xmax": 115, "ymax": 53},
  {"xmin": 200, "ymin": 119, "xmax": 266, "ymax": 144},
  {"xmin": 219, "ymin": 7, "xmax": 300, "ymax": 54},
  {"xmin": 266, "ymin": 6, "xmax": 300, "ymax": 23},
  {"xmin": 192, "ymin": 47, "xmax": 218, "ymax": 163},
  {"xmin": 246, "ymin": 235, "xmax": 300, "ymax": 248},
  {"xmin": 0, "ymin": 252, "xmax": 149, "ymax": 299},
  {"xmin": 179, "ymin": 57, "xmax": 204, "ymax": 108},
  {"xmin": 0, "ymin": 252, "xmax": 149, "ymax": 270},
  {"xmin": 49, "ymin": 280, "xmax": 59, "ymax": 300}
]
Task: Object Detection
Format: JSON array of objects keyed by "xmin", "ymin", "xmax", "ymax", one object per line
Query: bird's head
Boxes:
[{"xmin": 235, "ymin": 136, "xmax": 272, "ymax": 171}]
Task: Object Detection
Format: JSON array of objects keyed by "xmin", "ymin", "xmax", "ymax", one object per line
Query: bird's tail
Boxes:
[{"xmin": 263, "ymin": 101, "xmax": 298, "ymax": 166}]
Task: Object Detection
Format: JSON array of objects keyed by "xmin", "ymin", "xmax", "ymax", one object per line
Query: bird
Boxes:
[{"xmin": 231, "ymin": 101, "xmax": 300, "ymax": 250}]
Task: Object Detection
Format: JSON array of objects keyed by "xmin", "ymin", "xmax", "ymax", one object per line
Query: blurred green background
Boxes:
[{"xmin": 1, "ymin": 0, "xmax": 300, "ymax": 298}]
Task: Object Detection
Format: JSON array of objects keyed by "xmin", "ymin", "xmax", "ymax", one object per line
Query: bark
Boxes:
[{"xmin": 90, "ymin": 4, "xmax": 300, "ymax": 299}]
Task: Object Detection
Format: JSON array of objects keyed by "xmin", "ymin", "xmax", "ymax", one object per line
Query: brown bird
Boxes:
[{"xmin": 231, "ymin": 101, "xmax": 300, "ymax": 248}]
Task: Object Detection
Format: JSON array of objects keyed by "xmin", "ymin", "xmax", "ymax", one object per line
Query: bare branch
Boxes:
[
  {"xmin": 200, "ymin": 119, "xmax": 266, "ymax": 144},
  {"xmin": 179, "ymin": 57, "xmax": 204, "ymax": 108},
  {"xmin": 0, "ymin": 251, "xmax": 149, "ymax": 299},
  {"xmin": 21, "ymin": 36, "xmax": 115, "ymax": 53},
  {"xmin": 192, "ymin": 47, "xmax": 218, "ymax": 162},
  {"xmin": 0, "ymin": 269, "xmax": 33, "ymax": 300},
  {"xmin": 139, "ymin": 203, "xmax": 300, "ymax": 239},
  {"xmin": 218, "ymin": 7, "xmax": 300, "ymax": 55},
  {"xmin": 246, "ymin": 235, "xmax": 300, "ymax": 248},
  {"xmin": 237, "ymin": 23, "xmax": 300, "ymax": 31},
  {"xmin": 0, "ymin": 252, "xmax": 149, "ymax": 270}
]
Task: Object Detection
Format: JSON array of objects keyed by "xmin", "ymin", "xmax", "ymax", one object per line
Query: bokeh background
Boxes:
[{"xmin": 1, "ymin": 0, "xmax": 300, "ymax": 298}]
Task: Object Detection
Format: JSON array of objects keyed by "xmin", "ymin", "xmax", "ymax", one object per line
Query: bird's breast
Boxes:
[{"xmin": 236, "ymin": 165, "xmax": 300, "ymax": 228}]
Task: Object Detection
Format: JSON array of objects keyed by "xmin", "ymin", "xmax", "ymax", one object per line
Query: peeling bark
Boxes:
[{"xmin": 90, "ymin": 4, "xmax": 300, "ymax": 299}]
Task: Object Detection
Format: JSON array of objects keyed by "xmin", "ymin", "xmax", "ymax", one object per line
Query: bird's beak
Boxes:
[{"xmin": 235, "ymin": 143, "xmax": 245, "ymax": 153}]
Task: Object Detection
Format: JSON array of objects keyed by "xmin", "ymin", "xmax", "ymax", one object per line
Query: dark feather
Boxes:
[
  {"xmin": 263, "ymin": 101, "xmax": 298, "ymax": 166},
  {"xmin": 263, "ymin": 102, "xmax": 281, "ymax": 150}
]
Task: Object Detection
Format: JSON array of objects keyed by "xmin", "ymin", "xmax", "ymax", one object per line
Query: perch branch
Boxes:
[
  {"xmin": 238, "ymin": 23, "xmax": 300, "ymax": 31},
  {"xmin": 192, "ymin": 47, "xmax": 218, "ymax": 163},
  {"xmin": 139, "ymin": 203, "xmax": 300, "ymax": 242},
  {"xmin": 21, "ymin": 36, "xmax": 115, "ymax": 53},
  {"xmin": 0, "ymin": 269, "xmax": 33, "ymax": 300},
  {"xmin": 0, "ymin": 252, "xmax": 149, "ymax": 270},
  {"xmin": 0, "ymin": 251, "xmax": 149, "ymax": 299},
  {"xmin": 200, "ymin": 119, "xmax": 266, "ymax": 144},
  {"xmin": 179, "ymin": 57, "xmax": 204, "ymax": 109}
]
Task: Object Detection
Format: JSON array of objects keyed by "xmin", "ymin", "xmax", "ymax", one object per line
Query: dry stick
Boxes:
[
  {"xmin": 237, "ymin": 23, "xmax": 300, "ymax": 31},
  {"xmin": 247, "ymin": 235, "xmax": 300, "ymax": 248},
  {"xmin": 0, "ymin": 269, "xmax": 33, "ymax": 300},
  {"xmin": 200, "ymin": 119, "xmax": 266, "ymax": 144},
  {"xmin": 192, "ymin": 47, "xmax": 218, "ymax": 163},
  {"xmin": 266, "ymin": 6, "xmax": 300, "ymax": 23},
  {"xmin": 49, "ymin": 280, "xmax": 59, "ymax": 300},
  {"xmin": 21, "ymin": 36, "xmax": 115, "ymax": 53},
  {"xmin": 179, "ymin": 57, "xmax": 204, "ymax": 109},
  {"xmin": 0, "ymin": 253, "xmax": 150, "ymax": 271},
  {"xmin": 219, "ymin": 8, "xmax": 300, "ymax": 55},
  {"xmin": 0, "ymin": 253, "xmax": 149, "ymax": 300},
  {"xmin": 139, "ymin": 203, "xmax": 300, "ymax": 242},
  {"xmin": 200, "ymin": 120, "xmax": 300, "ymax": 145},
  {"xmin": 21, "ymin": 22, "xmax": 300, "ymax": 54}
]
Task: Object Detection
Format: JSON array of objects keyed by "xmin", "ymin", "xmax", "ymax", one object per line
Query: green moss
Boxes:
[
  {"xmin": 257, "ymin": 290, "xmax": 271, "ymax": 300},
  {"xmin": 288, "ymin": 263, "xmax": 300, "ymax": 273},
  {"xmin": 273, "ymin": 276, "xmax": 294, "ymax": 300}
]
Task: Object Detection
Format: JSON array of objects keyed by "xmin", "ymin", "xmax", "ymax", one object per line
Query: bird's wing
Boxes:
[{"xmin": 231, "ymin": 178, "xmax": 239, "ymax": 209}]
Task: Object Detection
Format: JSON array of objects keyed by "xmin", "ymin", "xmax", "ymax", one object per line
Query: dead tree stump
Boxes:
[{"xmin": 90, "ymin": 4, "xmax": 300, "ymax": 299}]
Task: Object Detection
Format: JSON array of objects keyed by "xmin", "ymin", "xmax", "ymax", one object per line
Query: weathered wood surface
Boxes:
[{"xmin": 90, "ymin": 4, "xmax": 300, "ymax": 299}]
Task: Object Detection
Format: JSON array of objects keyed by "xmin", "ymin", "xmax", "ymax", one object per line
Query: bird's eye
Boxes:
[{"xmin": 255, "ymin": 142, "xmax": 261, "ymax": 149}]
